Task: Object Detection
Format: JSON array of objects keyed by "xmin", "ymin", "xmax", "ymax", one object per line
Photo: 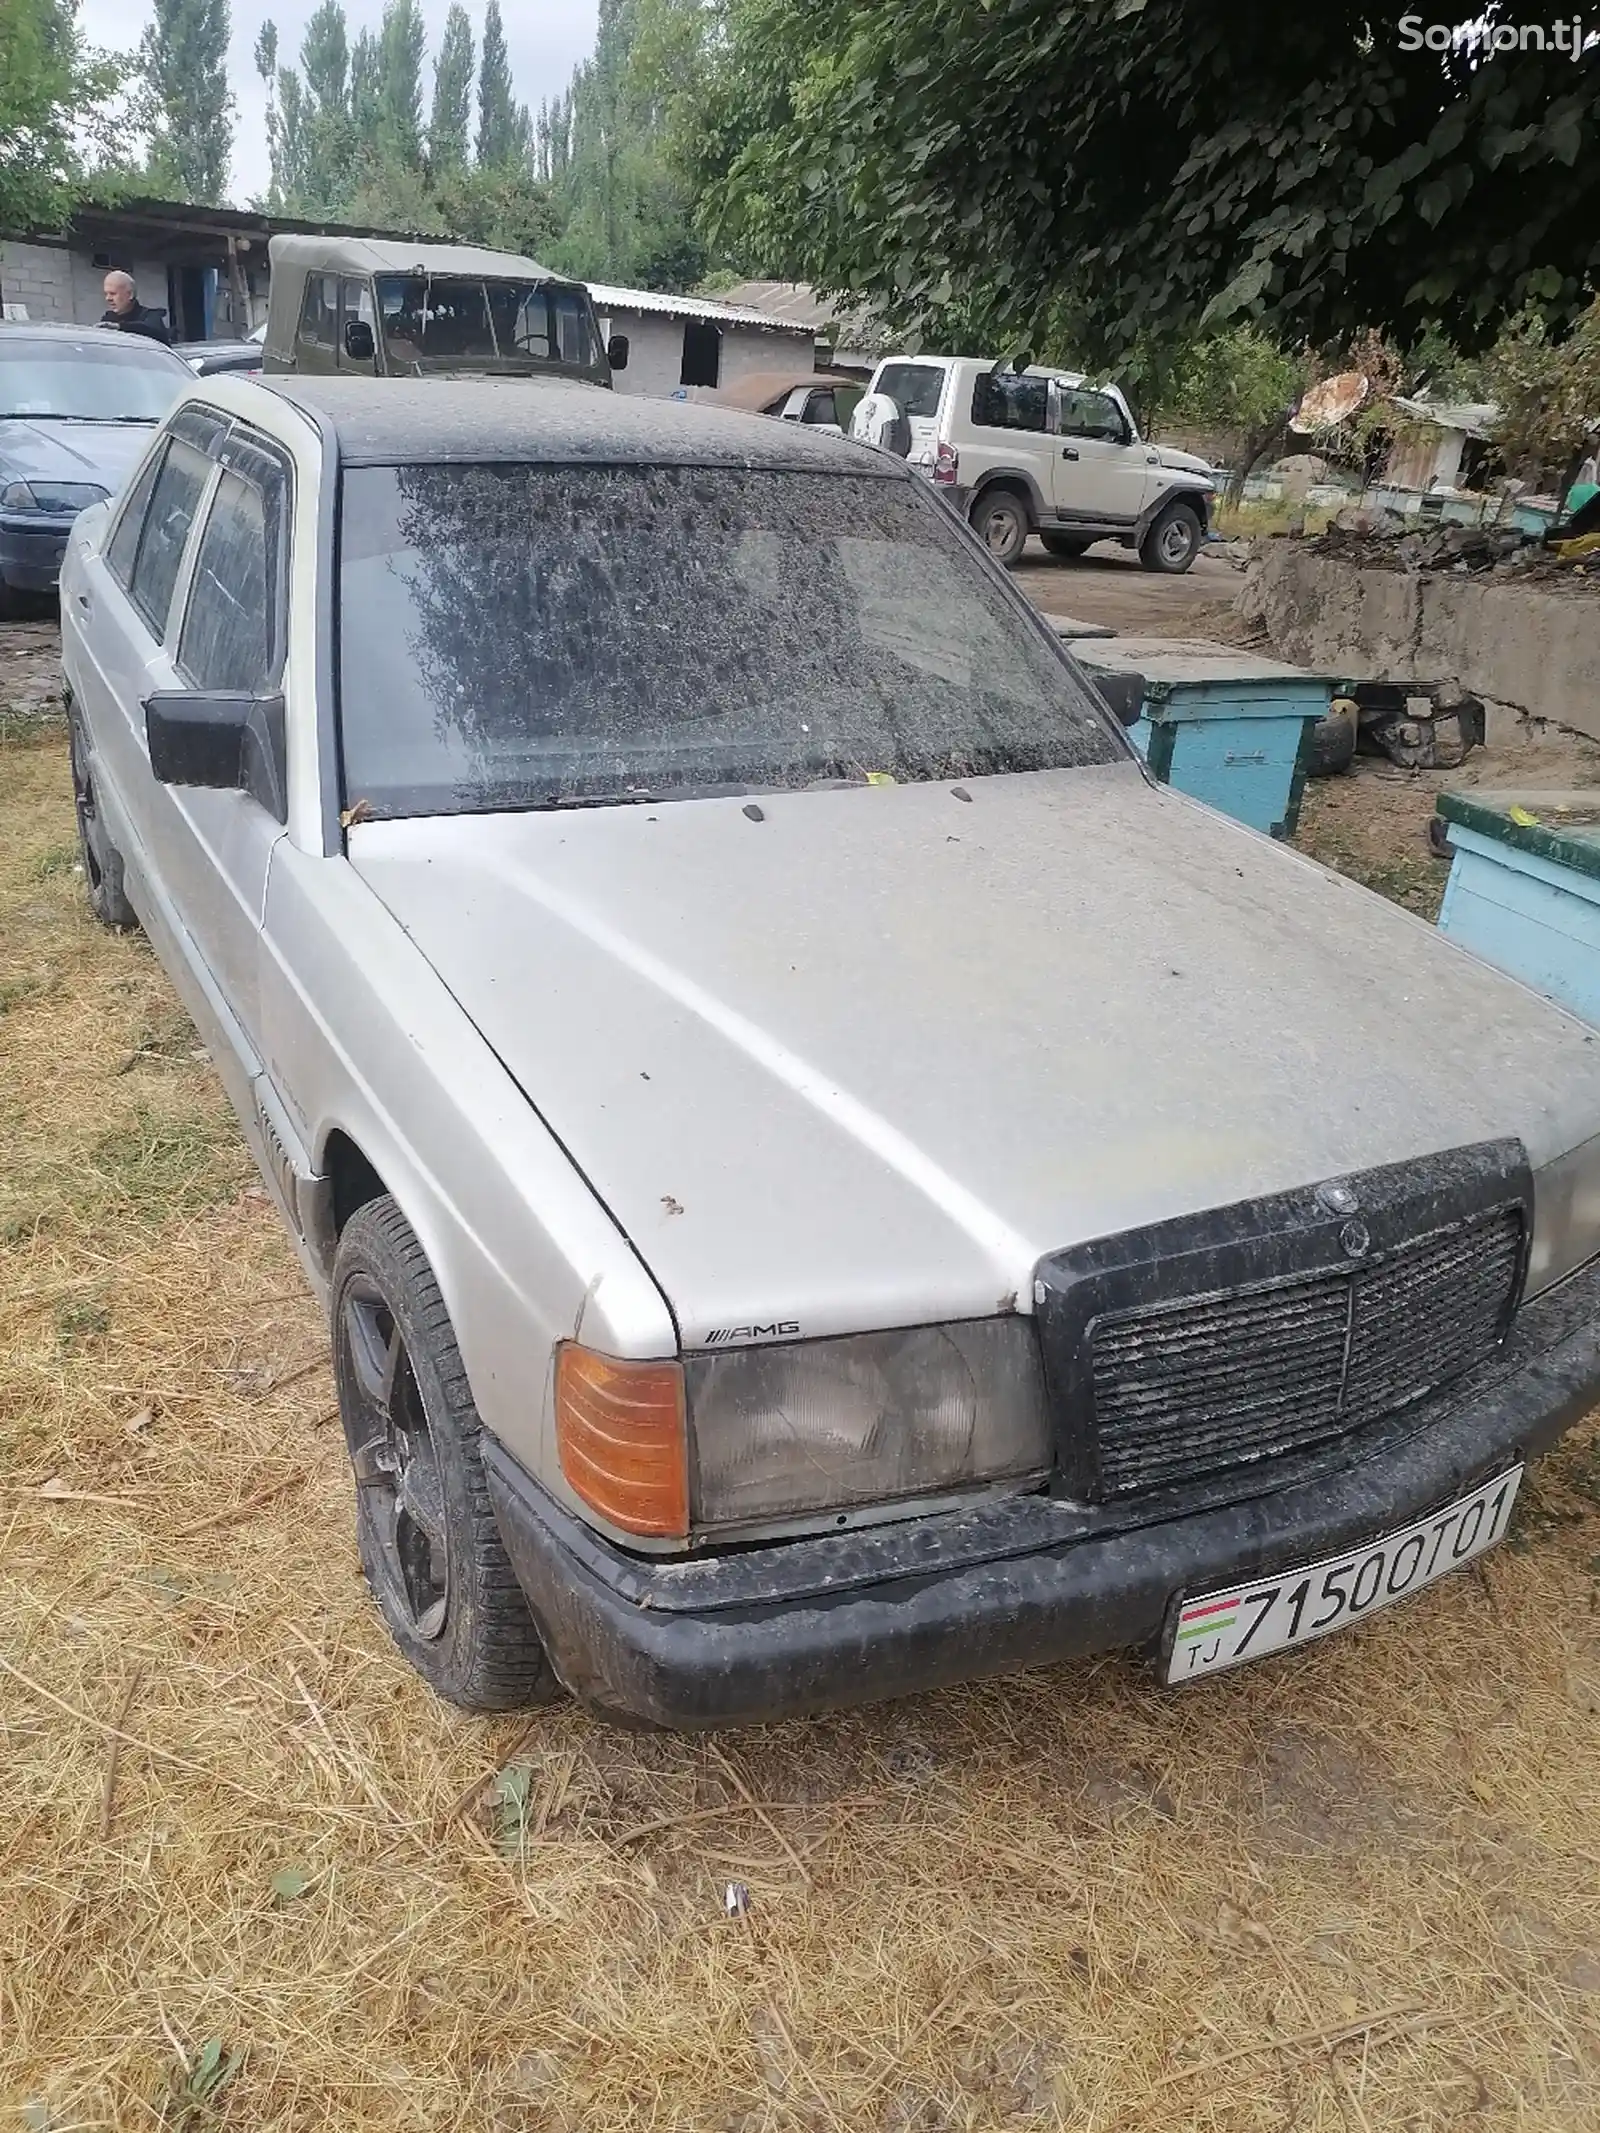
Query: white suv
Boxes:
[{"xmin": 860, "ymin": 355, "xmax": 1215, "ymax": 571}]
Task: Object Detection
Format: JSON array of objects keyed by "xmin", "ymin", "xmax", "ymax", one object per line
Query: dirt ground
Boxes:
[
  {"xmin": 1013, "ymin": 542, "xmax": 1245, "ymax": 640},
  {"xmin": 5, "ymin": 615, "xmax": 1600, "ymax": 2133}
]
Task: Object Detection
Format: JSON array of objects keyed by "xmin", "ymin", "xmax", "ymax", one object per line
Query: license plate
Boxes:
[{"xmin": 1165, "ymin": 1467, "xmax": 1522, "ymax": 1685}]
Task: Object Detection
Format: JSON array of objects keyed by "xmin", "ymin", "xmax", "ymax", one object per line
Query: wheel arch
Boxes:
[
  {"xmin": 967, "ymin": 467, "xmax": 1046, "ymax": 524},
  {"xmin": 1135, "ymin": 481, "xmax": 1211, "ymax": 542}
]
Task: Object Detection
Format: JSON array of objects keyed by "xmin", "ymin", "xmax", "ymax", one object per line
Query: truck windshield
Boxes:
[
  {"xmin": 373, "ymin": 276, "xmax": 598, "ymax": 371},
  {"xmin": 337, "ymin": 461, "xmax": 1122, "ymax": 817}
]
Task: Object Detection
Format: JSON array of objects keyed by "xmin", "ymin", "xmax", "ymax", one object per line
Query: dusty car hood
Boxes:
[
  {"xmin": 0, "ymin": 417, "xmax": 157, "ymax": 495},
  {"xmin": 352, "ymin": 765, "xmax": 1600, "ymax": 1345}
]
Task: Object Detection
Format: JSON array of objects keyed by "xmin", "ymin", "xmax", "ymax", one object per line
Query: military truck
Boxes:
[{"xmin": 261, "ymin": 233, "xmax": 626, "ymax": 388}]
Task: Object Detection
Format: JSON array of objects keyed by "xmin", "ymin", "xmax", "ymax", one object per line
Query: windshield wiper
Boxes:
[
  {"xmin": 0, "ymin": 412, "xmax": 158, "ymax": 425},
  {"xmin": 546, "ymin": 788, "xmax": 661, "ymax": 809}
]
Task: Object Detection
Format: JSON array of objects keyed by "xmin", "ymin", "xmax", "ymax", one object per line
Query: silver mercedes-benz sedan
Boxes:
[{"xmin": 59, "ymin": 374, "xmax": 1600, "ymax": 1726}]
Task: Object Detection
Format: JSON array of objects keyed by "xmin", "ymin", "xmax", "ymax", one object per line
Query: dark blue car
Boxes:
[{"xmin": 0, "ymin": 325, "xmax": 190, "ymax": 613}]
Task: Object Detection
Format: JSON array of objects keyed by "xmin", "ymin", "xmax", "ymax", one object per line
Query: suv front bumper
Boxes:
[{"xmin": 483, "ymin": 1261, "xmax": 1600, "ymax": 1728}]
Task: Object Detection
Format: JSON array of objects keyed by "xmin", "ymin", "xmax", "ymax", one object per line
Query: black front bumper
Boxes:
[
  {"xmin": 483, "ymin": 1261, "xmax": 1600, "ymax": 1729},
  {"xmin": 0, "ymin": 517, "xmax": 72, "ymax": 592}
]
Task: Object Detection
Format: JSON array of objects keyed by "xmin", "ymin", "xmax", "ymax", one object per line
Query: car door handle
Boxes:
[
  {"xmin": 1060, "ymin": 445, "xmax": 1079, "ymax": 460},
  {"xmin": 75, "ymin": 592, "xmax": 91, "ymax": 610}
]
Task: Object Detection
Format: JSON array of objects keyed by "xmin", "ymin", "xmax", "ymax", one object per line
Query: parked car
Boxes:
[
  {"xmin": 261, "ymin": 234, "xmax": 626, "ymax": 387},
  {"xmin": 174, "ymin": 320, "xmax": 266, "ymax": 376},
  {"xmin": 0, "ymin": 323, "xmax": 192, "ymax": 611},
  {"xmin": 710, "ymin": 368, "xmax": 864, "ymax": 436},
  {"xmin": 60, "ymin": 372, "xmax": 1600, "ymax": 1727},
  {"xmin": 858, "ymin": 353, "xmax": 1215, "ymax": 570}
]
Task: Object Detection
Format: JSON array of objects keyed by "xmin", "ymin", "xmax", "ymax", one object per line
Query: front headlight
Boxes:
[
  {"xmin": 687, "ymin": 1318, "xmax": 1051, "ymax": 1529},
  {"xmin": 0, "ymin": 479, "xmax": 108, "ymax": 514},
  {"xmin": 1529, "ymin": 1133, "xmax": 1600, "ymax": 1296}
]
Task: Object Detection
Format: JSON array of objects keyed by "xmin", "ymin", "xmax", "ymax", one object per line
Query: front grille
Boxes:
[{"xmin": 1088, "ymin": 1207, "xmax": 1522, "ymax": 1497}]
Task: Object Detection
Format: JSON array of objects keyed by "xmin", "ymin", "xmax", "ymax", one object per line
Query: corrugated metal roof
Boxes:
[
  {"xmin": 1391, "ymin": 394, "xmax": 1500, "ymax": 438},
  {"xmin": 716, "ymin": 280, "xmax": 888, "ymax": 350},
  {"xmin": 586, "ymin": 281, "xmax": 814, "ymax": 334}
]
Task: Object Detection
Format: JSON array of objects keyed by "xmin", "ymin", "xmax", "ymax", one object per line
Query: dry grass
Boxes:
[{"xmin": 5, "ymin": 702, "xmax": 1600, "ymax": 2132}]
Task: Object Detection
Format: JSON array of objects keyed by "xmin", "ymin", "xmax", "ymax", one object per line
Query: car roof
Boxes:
[
  {"xmin": 0, "ymin": 322, "xmax": 190, "ymax": 363},
  {"xmin": 249, "ymin": 375, "xmax": 903, "ymax": 475},
  {"xmin": 267, "ymin": 230, "xmax": 582, "ymax": 287},
  {"xmin": 880, "ymin": 353, "xmax": 1087, "ymax": 387}
]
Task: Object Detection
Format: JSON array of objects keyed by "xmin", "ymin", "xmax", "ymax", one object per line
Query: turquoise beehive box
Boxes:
[
  {"xmin": 1071, "ymin": 636, "xmax": 1332, "ymax": 838},
  {"xmin": 1435, "ymin": 792, "xmax": 1600, "ymax": 1025}
]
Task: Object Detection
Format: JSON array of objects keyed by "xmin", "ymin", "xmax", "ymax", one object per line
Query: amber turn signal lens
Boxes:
[{"xmin": 554, "ymin": 1343, "xmax": 689, "ymax": 1537}]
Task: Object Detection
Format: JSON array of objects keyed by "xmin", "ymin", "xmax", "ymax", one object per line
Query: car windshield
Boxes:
[
  {"xmin": 337, "ymin": 462, "xmax": 1122, "ymax": 817},
  {"xmin": 0, "ymin": 336, "xmax": 186, "ymax": 423},
  {"xmin": 373, "ymin": 275, "xmax": 598, "ymax": 371}
]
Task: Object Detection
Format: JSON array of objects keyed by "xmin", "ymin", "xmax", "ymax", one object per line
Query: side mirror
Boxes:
[
  {"xmin": 144, "ymin": 690, "xmax": 287, "ymax": 823},
  {"xmin": 606, "ymin": 333, "xmax": 630, "ymax": 372},
  {"xmin": 343, "ymin": 317, "xmax": 375, "ymax": 363}
]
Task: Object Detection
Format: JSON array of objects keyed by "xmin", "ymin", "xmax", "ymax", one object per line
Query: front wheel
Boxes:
[
  {"xmin": 1139, "ymin": 501, "xmax": 1203, "ymax": 574},
  {"xmin": 968, "ymin": 488, "xmax": 1030, "ymax": 568},
  {"xmin": 69, "ymin": 711, "xmax": 138, "ymax": 929},
  {"xmin": 331, "ymin": 1197, "xmax": 562, "ymax": 1711}
]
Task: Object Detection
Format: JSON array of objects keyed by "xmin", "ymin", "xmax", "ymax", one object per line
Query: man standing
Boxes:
[{"xmin": 100, "ymin": 271, "xmax": 172, "ymax": 345}]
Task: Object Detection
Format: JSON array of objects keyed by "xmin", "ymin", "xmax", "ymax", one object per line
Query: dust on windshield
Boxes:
[
  {"xmin": 374, "ymin": 276, "xmax": 598, "ymax": 371},
  {"xmin": 336, "ymin": 461, "xmax": 1123, "ymax": 817}
]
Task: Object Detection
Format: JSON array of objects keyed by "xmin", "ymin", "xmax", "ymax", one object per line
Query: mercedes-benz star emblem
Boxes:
[
  {"xmin": 1340, "ymin": 1219, "xmax": 1372, "ymax": 1259},
  {"xmin": 1317, "ymin": 1181, "xmax": 1360, "ymax": 1217}
]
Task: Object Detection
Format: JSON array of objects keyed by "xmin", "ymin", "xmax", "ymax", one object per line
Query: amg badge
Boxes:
[{"xmin": 703, "ymin": 1321, "xmax": 800, "ymax": 1347}]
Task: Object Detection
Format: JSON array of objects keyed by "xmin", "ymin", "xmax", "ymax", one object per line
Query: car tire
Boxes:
[
  {"xmin": 0, "ymin": 574, "xmax": 19, "ymax": 621},
  {"xmin": 331, "ymin": 1196, "xmax": 562, "ymax": 1712},
  {"xmin": 1040, "ymin": 533, "xmax": 1094, "ymax": 560},
  {"xmin": 69, "ymin": 710, "xmax": 139, "ymax": 929},
  {"xmin": 1139, "ymin": 501, "xmax": 1202, "ymax": 574},
  {"xmin": 969, "ymin": 486, "xmax": 1030, "ymax": 568}
]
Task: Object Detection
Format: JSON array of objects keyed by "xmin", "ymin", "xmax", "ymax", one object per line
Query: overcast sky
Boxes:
[{"xmin": 77, "ymin": 0, "xmax": 601, "ymax": 204}]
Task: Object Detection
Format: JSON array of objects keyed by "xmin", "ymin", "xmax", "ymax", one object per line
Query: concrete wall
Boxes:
[
  {"xmin": 596, "ymin": 306, "xmax": 815, "ymax": 398},
  {"xmin": 0, "ymin": 241, "xmax": 171, "ymax": 327},
  {"xmin": 1240, "ymin": 540, "xmax": 1600, "ymax": 743}
]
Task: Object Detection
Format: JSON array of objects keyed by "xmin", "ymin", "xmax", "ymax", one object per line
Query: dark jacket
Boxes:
[{"xmin": 100, "ymin": 303, "xmax": 172, "ymax": 346}]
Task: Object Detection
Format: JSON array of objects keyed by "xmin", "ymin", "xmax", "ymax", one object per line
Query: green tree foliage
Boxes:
[
  {"xmin": 256, "ymin": 0, "xmax": 557, "ymax": 259},
  {"xmin": 429, "ymin": 3, "xmax": 473, "ymax": 175},
  {"xmin": 693, "ymin": 0, "xmax": 1599, "ymax": 368},
  {"xmin": 0, "ymin": 0, "xmax": 127, "ymax": 231},
  {"xmin": 475, "ymin": 0, "xmax": 521, "ymax": 169},
  {"xmin": 1484, "ymin": 301, "xmax": 1600, "ymax": 478},
  {"xmin": 1156, "ymin": 329, "xmax": 1308, "ymax": 438},
  {"xmin": 298, "ymin": 0, "xmax": 355, "ymax": 207},
  {"xmin": 374, "ymin": 0, "xmax": 425, "ymax": 170},
  {"xmin": 139, "ymin": 0, "xmax": 233, "ymax": 203},
  {"xmin": 349, "ymin": 26, "xmax": 381, "ymax": 150},
  {"xmin": 538, "ymin": 0, "xmax": 710, "ymax": 289}
]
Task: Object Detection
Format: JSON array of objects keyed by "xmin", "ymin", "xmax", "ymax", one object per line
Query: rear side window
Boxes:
[
  {"xmin": 877, "ymin": 364, "xmax": 945, "ymax": 419},
  {"xmin": 105, "ymin": 443, "xmax": 166, "ymax": 587},
  {"xmin": 970, "ymin": 372, "xmax": 1049, "ymax": 433},
  {"xmin": 127, "ymin": 437, "xmax": 211, "ymax": 640},
  {"xmin": 178, "ymin": 458, "xmax": 285, "ymax": 693}
]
